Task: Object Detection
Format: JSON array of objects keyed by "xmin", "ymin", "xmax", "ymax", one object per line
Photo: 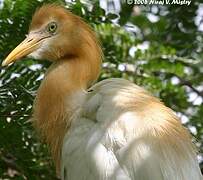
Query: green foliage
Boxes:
[{"xmin": 0, "ymin": 0, "xmax": 202, "ymax": 179}]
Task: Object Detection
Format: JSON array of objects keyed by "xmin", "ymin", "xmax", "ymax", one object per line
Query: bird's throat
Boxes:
[
  {"xmin": 32, "ymin": 56, "xmax": 100, "ymax": 174},
  {"xmin": 33, "ymin": 61, "xmax": 72, "ymax": 174}
]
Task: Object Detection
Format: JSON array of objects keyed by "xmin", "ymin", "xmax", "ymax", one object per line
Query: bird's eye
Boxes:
[{"xmin": 47, "ymin": 22, "xmax": 57, "ymax": 34}]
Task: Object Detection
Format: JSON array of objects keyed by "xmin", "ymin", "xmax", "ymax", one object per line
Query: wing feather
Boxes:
[{"xmin": 61, "ymin": 78, "xmax": 202, "ymax": 180}]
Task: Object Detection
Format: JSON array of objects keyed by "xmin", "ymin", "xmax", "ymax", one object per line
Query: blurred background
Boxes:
[{"xmin": 0, "ymin": 0, "xmax": 202, "ymax": 179}]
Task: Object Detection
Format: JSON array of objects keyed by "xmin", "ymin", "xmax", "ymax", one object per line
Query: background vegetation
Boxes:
[{"xmin": 0, "ymin": 0, "xmax": 202, "ymax": 179}]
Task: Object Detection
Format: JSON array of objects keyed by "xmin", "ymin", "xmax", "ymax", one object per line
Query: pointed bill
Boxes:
[{"xmin": 2, "ymin": 33, "xmax": 46, "ymax": 66}]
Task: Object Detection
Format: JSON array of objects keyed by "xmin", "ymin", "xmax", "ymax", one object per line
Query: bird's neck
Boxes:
[{"xmin": 33, "ymin": 50, "xmax": 101, "ymax": 174}]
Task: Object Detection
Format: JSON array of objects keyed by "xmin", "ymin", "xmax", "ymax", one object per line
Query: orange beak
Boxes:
[{"xmin": 2, "ymin": 33, "xmax": 47, "ymax": 66}]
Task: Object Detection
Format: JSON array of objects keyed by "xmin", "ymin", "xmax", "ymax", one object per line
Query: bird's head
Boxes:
[{"xmin": 2, "ymin": 4, "xmax": 102, "ymax": 66}]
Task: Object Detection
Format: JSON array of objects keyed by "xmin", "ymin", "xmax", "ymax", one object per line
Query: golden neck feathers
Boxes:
[{"xmin": 28, "ymin": 4, "xmax": 103, "ymax": 173}]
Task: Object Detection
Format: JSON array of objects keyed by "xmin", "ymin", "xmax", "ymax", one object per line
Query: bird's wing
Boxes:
[{"xmin": 61, "ymin": 78, "xmax": 202, "ymax": 180}]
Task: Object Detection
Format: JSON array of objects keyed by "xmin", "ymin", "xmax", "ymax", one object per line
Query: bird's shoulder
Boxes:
[
  {"xmin": 85, "ymin": 78, "xmax": 155, "ymax": 116},
  {"xmin": 83, "ymin": 78, "xmax": 187, "ymax": 139},
  {"xmin": 84, "ymin": 78, "xmax": 168, "ymax": 130}
]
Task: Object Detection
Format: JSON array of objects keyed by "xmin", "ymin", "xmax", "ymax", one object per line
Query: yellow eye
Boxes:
[{"xmin": 47, "ymin": 22, "xmax": 57, "ymax": 33}]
